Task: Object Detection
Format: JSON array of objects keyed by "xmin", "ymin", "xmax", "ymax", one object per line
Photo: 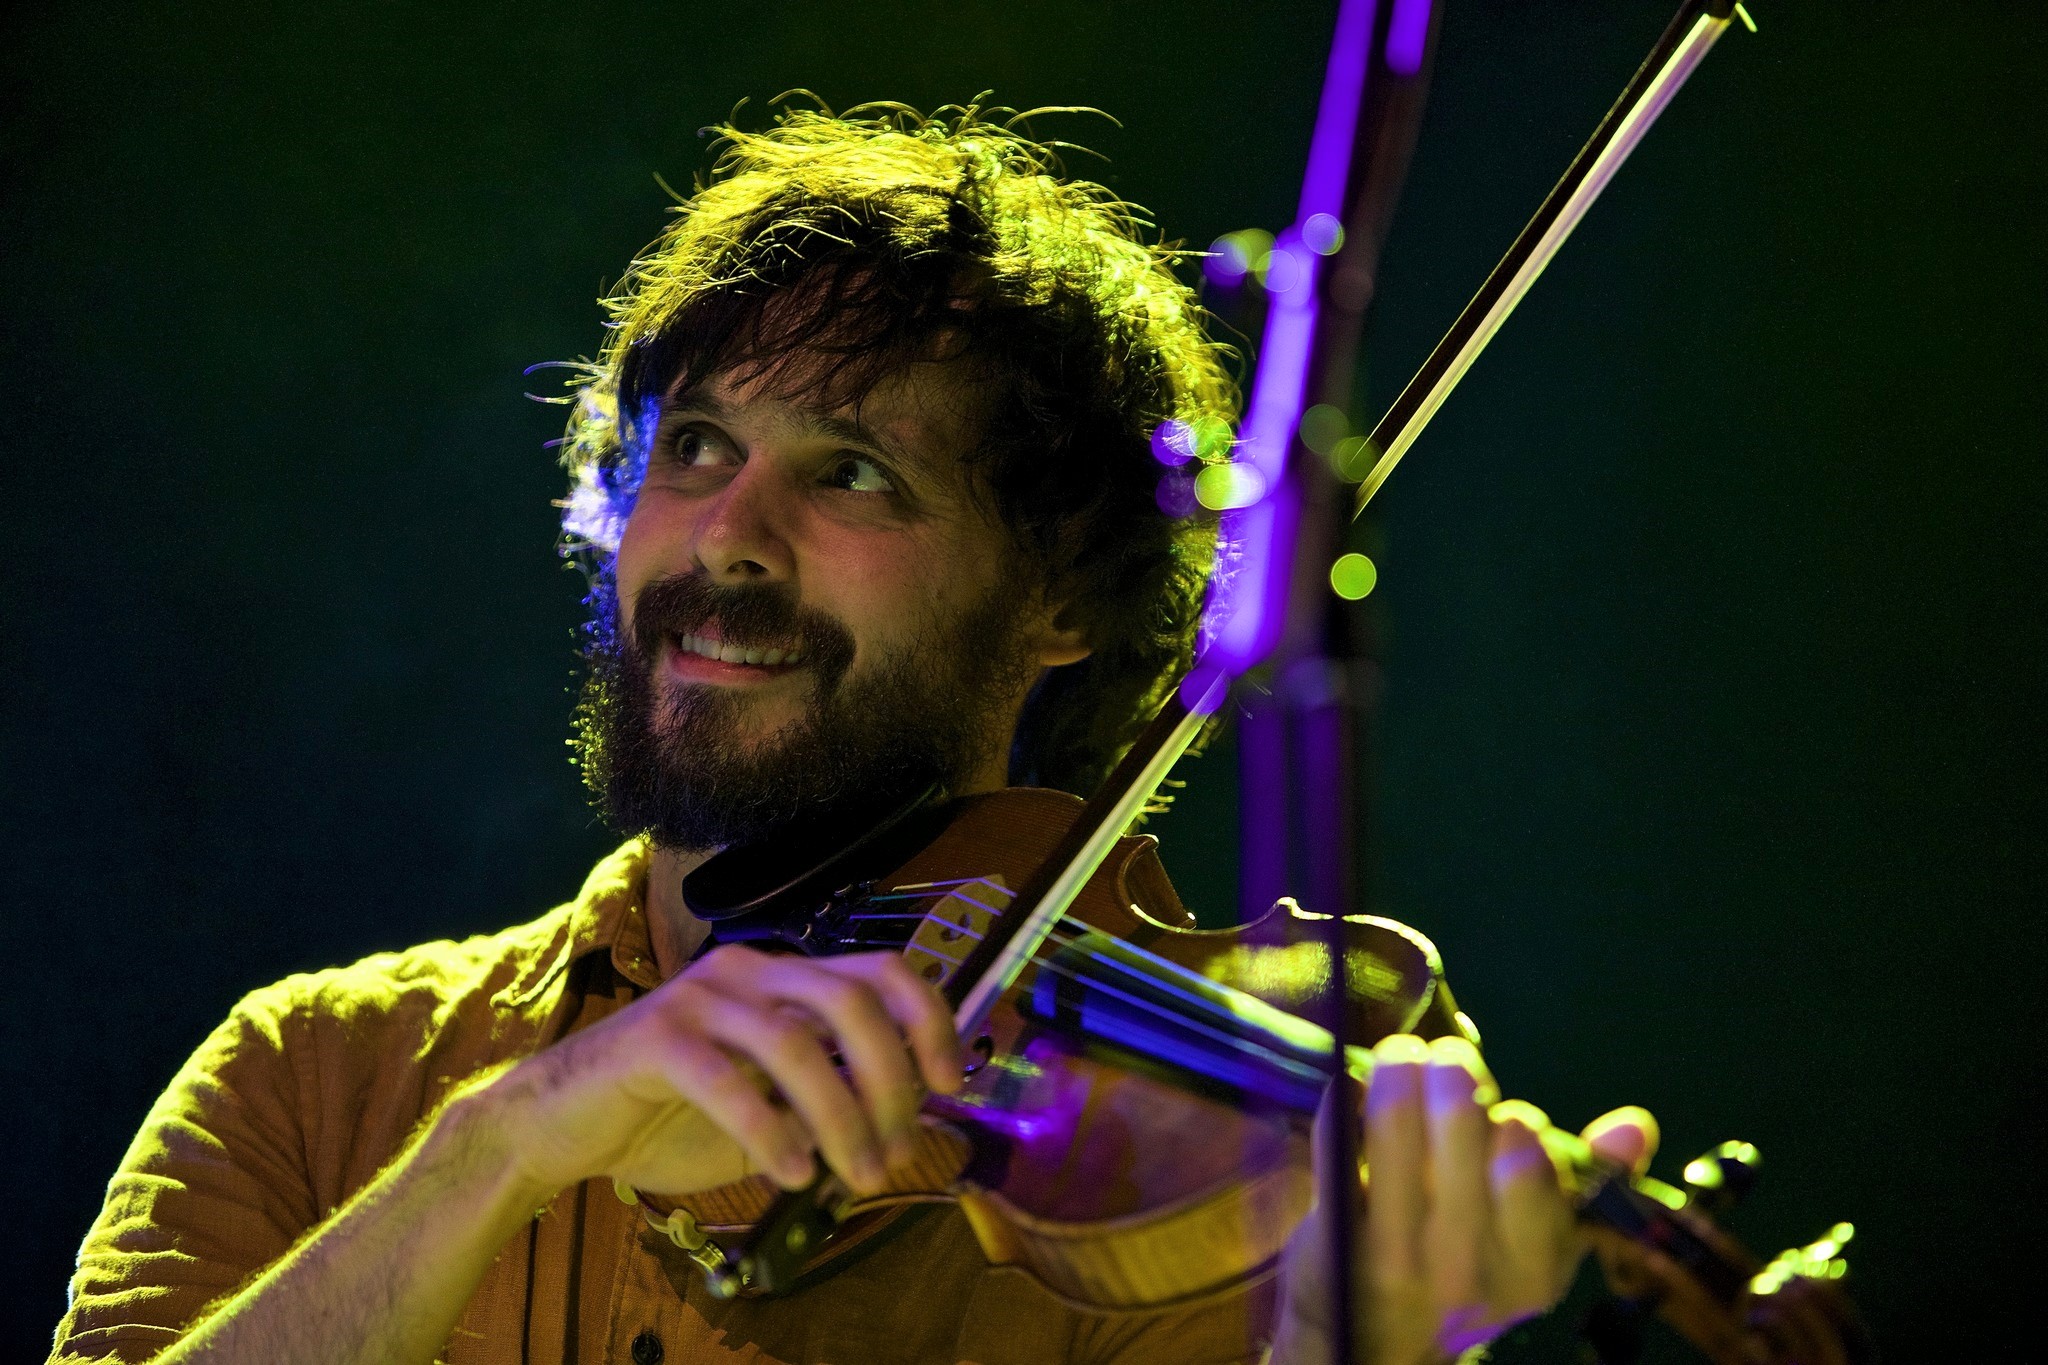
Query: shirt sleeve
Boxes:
[{"xmin": 49, "ymin": 981, "xmax": 322, "ymax": 1364}]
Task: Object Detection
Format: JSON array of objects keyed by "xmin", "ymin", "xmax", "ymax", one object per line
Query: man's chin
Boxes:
[{"xmin": 653, "ymin": 704, "xmax": 811, "ymax": 758}]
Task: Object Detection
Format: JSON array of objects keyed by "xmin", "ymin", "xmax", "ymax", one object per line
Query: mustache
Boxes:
[{"xmin": 627, "ymin": 574, "xmax": 857, "ymax": 680}]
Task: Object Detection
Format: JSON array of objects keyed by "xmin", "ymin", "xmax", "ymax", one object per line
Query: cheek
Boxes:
[
  {"xmin": 818, "ymin": 538, "xmax": 966, "ymax": 652},
  {"xmin": 615, "ymin": 498, "xmax": 694, "ymax": 603}
]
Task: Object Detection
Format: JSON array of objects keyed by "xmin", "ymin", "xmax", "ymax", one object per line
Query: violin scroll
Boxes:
[{"xmin": 1582, "ymin": 1141, "xmax": 1874, "ymax": 1365}]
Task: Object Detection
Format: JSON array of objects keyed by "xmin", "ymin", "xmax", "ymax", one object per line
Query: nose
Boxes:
[{"xmin": 692, "ymin": 459, "xmax": 794, "ymax": 583}]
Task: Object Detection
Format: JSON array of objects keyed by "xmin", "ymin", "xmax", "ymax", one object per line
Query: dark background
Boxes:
[{"xmin": 3, "ymin": 1, "xmax": 2039, "ymax": 1360}]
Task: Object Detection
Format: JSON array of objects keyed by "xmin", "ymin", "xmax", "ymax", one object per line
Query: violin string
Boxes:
[
  {"xmin": 830, "ymin": 906, "xmax": 1333, "ymax": 1081},
  {"xmin": 722, "ymin": 874, "xmax": 1333, "ymax": 1077},
  {"xmin": 843, "ymin": 928, "xmax": 1327, "ymax": 1090},
  {"xmin": 845, "ymin": 901, "xmax": 1223, "ymax": 1018},
  {"xmin": 822, "ymin": 921, "xmax": 1743, "ymax": 1297}
]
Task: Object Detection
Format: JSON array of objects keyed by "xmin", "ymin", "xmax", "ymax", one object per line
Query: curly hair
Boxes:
[{"xmin": 552, "ymin": 99, "xmax": 1236, "ymax": 796}]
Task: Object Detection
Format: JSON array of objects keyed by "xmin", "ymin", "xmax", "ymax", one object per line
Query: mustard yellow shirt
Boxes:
[{"xmin": 51, "ymin": 841, "xmax": 1271, "ymax": 1364}]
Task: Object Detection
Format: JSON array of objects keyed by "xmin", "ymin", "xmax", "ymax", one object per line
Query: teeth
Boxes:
[{"xmin": 677, "ymin": 633, "xmax": 802, "ymax": 667}]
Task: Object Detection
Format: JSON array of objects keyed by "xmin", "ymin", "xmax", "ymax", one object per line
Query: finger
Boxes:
[
  {"xmin": 1582, "ymin": 1105, "xmax": 1660, "ymax": 1179},
  {"xmin": 755, "ymin": 956, "xmax": 922, "ymax": 1164},
  {"xmin": 1363, "ymin": 1033, "xmax": 1430, "ymax": 1289},
  {"xmin": 644, "ymin": 1029, "xmax": 816, "ymax": 1189},
  {"xmin": 823, "ymin": 952, "xmax": 965, "ymax": 1095},
  {"xmin": 1423, "ymin": 1036, "xmax": 1496, "ymax": 1310},
  {"xmin": 1491, "ymin": 1100, "xmax": 1578, "ymax": 1313},
  {"xmin": 694, "ymin": 991, "xmax": 889, "ymax": 1195}
]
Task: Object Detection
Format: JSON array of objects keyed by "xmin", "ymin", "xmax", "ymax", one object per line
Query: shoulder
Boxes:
[
  {"xmin": 202, "ymin": 840, "xmax": 648, "ymax": 1196},
  {"xmin": 239, "ymin": 838, "xmax": 648, "ymax": 1049},
  {"xmin": 265, "ymin": 902, "xmax": 575, "ymax": 1033}
]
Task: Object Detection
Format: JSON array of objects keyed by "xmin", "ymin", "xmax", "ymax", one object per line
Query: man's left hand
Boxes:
[{"xmin": 1274, "ymin": 1033, "xmax": 1658, "ymax": 1365}]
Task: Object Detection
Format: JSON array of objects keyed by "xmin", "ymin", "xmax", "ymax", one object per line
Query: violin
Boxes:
[
  {"xmin": 633, "ymin": 2, "xmax": 1873, "ymax": 1360},
  {"xmin": 633, "ymin": 776, "xmax": 1870, "ymax": 1364}
]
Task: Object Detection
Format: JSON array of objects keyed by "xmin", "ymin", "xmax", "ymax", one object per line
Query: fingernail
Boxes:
[
  {"xmin": 1427, "ymin": 1034, "xmax": 1482, "ymax": 1067},
  {"xmin": 1608, "ymin": 1104, "xmax": 1656, "ymax": 1129},
  {"xmin": 1429, "ymin": 1036, "xmax": 1496, "ymax": 1097},
  {"xmin": 1489, "ymin": 1098, "xmax": 1551, "ymax": 1131},
  {"xmin": 1374, "ymin": 1033, "xmax": 1429, "ymax": 1065}
]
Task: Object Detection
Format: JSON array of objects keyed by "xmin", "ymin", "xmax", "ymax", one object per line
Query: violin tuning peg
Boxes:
[
  {"xmin": 1750, "ymin": 1221, "xmax": 1856, "ymax": 1296},
  {"xmin": 1682, "ymin": 1139, "xmax": 1762, "ymax": 1213}
]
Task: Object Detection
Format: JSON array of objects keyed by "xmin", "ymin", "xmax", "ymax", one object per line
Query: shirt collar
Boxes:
[
  {"xmin": 495, "ymin": 837, "xmax": 662, "ymax": 1012},
  {"xmin": 575, "ymin": 837, "xmax": 665, "ymax": 992}
]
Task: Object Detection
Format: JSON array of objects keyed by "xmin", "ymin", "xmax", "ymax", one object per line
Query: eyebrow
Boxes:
[{"xmin": 667, "ymin": 385, "xmax": 927, "ymax": 474}]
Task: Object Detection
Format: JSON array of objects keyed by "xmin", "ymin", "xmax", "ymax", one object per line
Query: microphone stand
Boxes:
[{"xmin": 1208, "ymin": 3, "xmax": 1751, "ymax": 1360}]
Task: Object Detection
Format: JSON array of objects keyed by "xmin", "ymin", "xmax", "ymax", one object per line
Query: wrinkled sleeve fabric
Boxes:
[{"xmin": 49, "ymin": 979, "xmax": 320, "ymax": 1365}]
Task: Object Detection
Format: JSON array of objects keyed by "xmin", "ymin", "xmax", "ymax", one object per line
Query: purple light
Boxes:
[
  {"xmin": 1155, "ymin": 470, "xmax": 1200, "ymax": 519},
  {"xmin": 1260, "ymin": 243, "xmax": 1309, "ymax": 296},
  {"xmin": 1301, "ymin": 212, "xmax": 1345, "ymax": 255},
  {"xmin": 1385, "ymin": 0, "xmax": 1431, "ymax": 76},
  {"xmin": 1299, "ymin": 0, "xmax": 1379, "ymax": 224},
  {"xmin": 1150, "ymin": 419, "xmax": 1197, "ymax": 466},
  {"xmin": 1196, "ymin": 0, "xmax": 1380, "ymax": 680},
  {"xmin": 1203, "ymin": 235, "xmax": 1252, "ymax": 288}
]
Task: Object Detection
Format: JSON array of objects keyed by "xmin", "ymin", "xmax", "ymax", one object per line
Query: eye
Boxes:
[
  {"xmin": 672, "ymin": 425, "xmax": 738, "ymax": 469},
  {"xmin": 823, "ymin": 453, "xmax": 896, "ymax": 495}
]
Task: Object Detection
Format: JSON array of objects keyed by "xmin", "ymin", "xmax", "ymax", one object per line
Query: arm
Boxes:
[
  {"xmin": 1270, "ymin": 1034, "xmax": 1657, "ymax": 1365},
  {"xmin": 146, "ymin": 1074, "xmax": 542, "ymax": 1364},
  {"xmin": 61, "ymin": 945, "xmax": 959, "ymax": 1365}
]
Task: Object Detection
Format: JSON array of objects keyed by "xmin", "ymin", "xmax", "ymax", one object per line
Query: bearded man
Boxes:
[{"xmin": 51, "ymin": 106, "xmax": 1653, "ymax": 1365}]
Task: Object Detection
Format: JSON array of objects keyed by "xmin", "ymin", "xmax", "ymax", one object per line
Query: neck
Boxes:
[{"xmin": 644, "ymin": 844, "xmax": 715, "ymax": 979}]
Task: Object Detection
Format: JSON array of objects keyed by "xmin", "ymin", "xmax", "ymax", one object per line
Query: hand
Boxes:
[
  {"xmin": 479, "ymin": 944, "xmax": 963, "ymax": 1204},
  {"xmin": 1277, "ymin": 1033, "xmax": 1658, "ymax": 1365}
]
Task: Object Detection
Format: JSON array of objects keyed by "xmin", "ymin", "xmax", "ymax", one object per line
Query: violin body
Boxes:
[{"xmin": 661, "ymin": 786, "xmax": 1472, "ymax": 1308}]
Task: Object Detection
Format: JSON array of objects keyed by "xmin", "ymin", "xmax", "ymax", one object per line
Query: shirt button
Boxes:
[{"xmin": 631, "ymin": 1330, "xmax": 665, "ymax": 1365}]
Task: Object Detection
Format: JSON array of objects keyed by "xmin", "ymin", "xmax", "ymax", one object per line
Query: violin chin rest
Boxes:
[{"xmin": 683, "ymin": 781, "xmax": 956, "ymax": 925}]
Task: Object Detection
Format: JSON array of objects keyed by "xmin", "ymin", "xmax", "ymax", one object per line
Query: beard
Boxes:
[{"xmin": 572, "ymin": 566, "xmax": 1039, "ymax": 852}]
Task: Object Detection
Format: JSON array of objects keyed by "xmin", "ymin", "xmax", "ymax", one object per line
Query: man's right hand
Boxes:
[{"xmin": 479, "ymin": 944, "xmax": 965, "ymax": 1205}]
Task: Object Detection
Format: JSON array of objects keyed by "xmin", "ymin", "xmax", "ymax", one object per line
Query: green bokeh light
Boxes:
[
  {"xmin": 1329, "ymin": 552, "xmax": 1378, "ymax": 599},
  {"xmin": 1195, "ymin": 462, "xmax": 1266, "ymax": 510},
  {"xmin": 1299, "ymin": 403, "xmax": 1348, "ymax": 455},
  {"xmin": 1328, "ymin": 434, "xmax": 1373, "ymax": 481}
]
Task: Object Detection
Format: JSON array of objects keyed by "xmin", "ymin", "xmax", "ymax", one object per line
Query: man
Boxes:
[{"xmin": 52, "ymin": 106, "xmax": 1652, "ymax": 1365}]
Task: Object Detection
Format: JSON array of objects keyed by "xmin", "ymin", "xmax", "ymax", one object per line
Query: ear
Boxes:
[{"xmin": 1024, "ymin": 596, "xmax": 1093, "ymax": 670}]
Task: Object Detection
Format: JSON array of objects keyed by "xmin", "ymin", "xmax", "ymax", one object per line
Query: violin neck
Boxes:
[{"xmin": 1572, "ymin": 1151, "xmax": 1752, "ymax": 1307}]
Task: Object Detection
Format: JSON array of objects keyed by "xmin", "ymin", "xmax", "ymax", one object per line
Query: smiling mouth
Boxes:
[{"xmin": 671, "ymin": 631, "xmax": 807, "ymax": 668}]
